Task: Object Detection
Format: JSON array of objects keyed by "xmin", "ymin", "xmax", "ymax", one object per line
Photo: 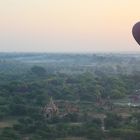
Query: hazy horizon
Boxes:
[{"xmin": 1, "ymin": 0, "xmax": 140, "ymax": 53}]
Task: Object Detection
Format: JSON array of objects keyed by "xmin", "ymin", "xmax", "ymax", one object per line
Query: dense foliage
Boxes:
[{"xmin": 0, "ymin": 53, "xmax": 140, "ymax": 140}]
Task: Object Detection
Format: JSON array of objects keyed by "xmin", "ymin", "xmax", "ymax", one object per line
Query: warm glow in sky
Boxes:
[{"xmin": 0, "ymin": 0, "xmax": 140, "ymax": 52}]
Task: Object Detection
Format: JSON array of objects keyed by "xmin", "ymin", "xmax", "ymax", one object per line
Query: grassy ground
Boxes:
[
  {"xmin": 57, "ymin": 137, "xmax": 88, "ymax": 140},
  {"xmin": 0, "ymin": 118, "xmax": 17, "ymax": 128}
]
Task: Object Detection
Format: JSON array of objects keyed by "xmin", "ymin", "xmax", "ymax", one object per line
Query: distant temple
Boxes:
[
  {"xmin": 65, "ymin": 101, "xmax": 79, "ymax": 113},
  {"xmin": 42, "ymin": 97, "xmax": 59, "ymax": 119},
  {"xmin": 42, "ymin": 98, "xmax": 81, "ymax": 119},
  {"xmin": 129, "ymin": 90, "xmax": 140, "ymax": 104}
]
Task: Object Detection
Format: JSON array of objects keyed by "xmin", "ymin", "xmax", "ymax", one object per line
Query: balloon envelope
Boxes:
[{"xmin": 132, "ymin": 22, "xmax": 140, "ymax": 45}]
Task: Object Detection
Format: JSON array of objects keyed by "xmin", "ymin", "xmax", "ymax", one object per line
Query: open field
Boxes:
[
  {"xmin": 0, "ymin": 119, "xmax": 17, "ymax": 128},
  {"xmin": 57, "ymin": 137, "xmax": 88, "ymax": 140}
]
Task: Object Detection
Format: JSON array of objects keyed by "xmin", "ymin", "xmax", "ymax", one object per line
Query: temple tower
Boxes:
[{"xmin": 42, "ymin": 97, "xmax": 59, "ymax": 119}]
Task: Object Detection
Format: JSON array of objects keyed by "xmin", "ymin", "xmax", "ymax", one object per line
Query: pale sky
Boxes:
[{"xmin": 0, "ymin": 0, "xmax": 140, "ymax": 53}]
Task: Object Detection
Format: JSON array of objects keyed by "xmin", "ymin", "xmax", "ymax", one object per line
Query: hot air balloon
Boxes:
[{"xmin": 132, "ymin": 22, "xmax": 140, "ymax": 45}]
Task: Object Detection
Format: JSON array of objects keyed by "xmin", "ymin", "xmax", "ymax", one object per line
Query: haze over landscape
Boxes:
[
  {"xmin": 1, "ymin": 1, "xmax": 140, "ymax": 140},
  {"xmin": 0, "ymin": 0, "xmax": 140, "ymax": 52}
]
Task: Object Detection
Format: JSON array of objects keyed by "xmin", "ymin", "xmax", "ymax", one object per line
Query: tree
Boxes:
[
  {"xmin": 31, "ymin": 66, "xmax": 46, "ymax": 76},
  {"xmin": 110, "ymin": 89, "xmax": 125, "ymax": 99},
  {"xmin": 0, "ymin": 128, "xmax": 20, "ymax": 140},
  {"xmin": 104, "ymin": 113, "xmax": 122, "ymax": 129}
]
